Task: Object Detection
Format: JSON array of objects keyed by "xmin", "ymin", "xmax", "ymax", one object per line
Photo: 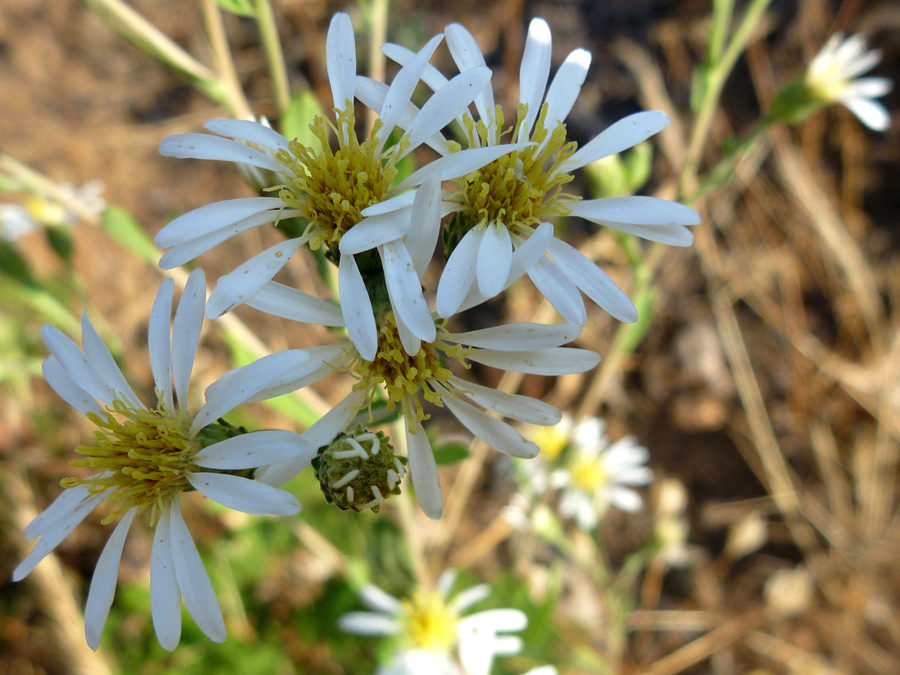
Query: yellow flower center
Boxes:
[
  {"xmin": 568, "ymin": 455, "xmax": 607, "ymax": 492},
  {"xmin": 402, "ymin": 589, "xmax": 459, "ymax": 652},
  {"xmin": 275, "ymin": 105, "xmax": 408, "ymax": 255},
  {"xmin": 530, "ymin": 424, "xmax": 569, "ymax": 461},
  {"xmin": 450, "ymin": 102, "xmax": 579, "ymax": 237},
  {"xmin": 61, "ymin": 399, "xmax": 200, "ymax": 524}
]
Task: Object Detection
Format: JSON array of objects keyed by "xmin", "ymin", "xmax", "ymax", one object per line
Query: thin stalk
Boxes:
[
  {"xmin": 255, "ymin": 0, "xmax": 291, "ymax": 113},
  {"xmin": 366, "ymin": 0, "xmax": 390, "ymax": 134},
  {"xmin": 708, "ymin": 0, "xmax": 735, "ymax": 63},
  {"xmin": 201, "ymin": 0, "xmax": 254, "ymax": 119}
]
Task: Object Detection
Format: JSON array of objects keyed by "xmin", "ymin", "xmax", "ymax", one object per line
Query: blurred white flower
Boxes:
[
  {"xmin": 806, "ymin": 33, "xmax": 892, "ymax": 131},
  {"xmin": 1, "ymin": 180, "xmax": 105, "ymax": 240}
]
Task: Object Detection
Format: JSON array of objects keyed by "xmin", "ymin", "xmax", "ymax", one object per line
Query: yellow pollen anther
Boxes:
[{"xmin": 402, "ymin": 589, "xmax": 459, "ymax": 651}]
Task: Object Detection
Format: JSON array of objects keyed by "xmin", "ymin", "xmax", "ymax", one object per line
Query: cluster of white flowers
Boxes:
[{"xmin": 17, "ymin": 12, "xmax": 696, "ymax": 653}]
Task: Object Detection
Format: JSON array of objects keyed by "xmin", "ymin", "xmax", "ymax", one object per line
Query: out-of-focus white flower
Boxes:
[
  {"xmin": 14, "ymin": 269, "xmax": 308, "ymax": 650},
  {"xmin": 340, "ymin": 571, "xmax": 527, "ymax": 675},
  {"xmin": 806, "ymin": 33, "xmax": 891, "ymax": 131},
  {"xmin": 549, "ymin": 418, "xmax": 652, "ymax": 530},
  {"xmin": 1, "ymin": 180, "xmax": 105, "ymax": 240}
]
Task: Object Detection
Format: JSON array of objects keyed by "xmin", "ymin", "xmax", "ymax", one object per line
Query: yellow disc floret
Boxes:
[
  {"xmin": 401, "ymin": 588, "xmax": 459, "ymax": 652},
  {"xmin": 61, "ymin": 398, "xmax": 201, "ymax": 524},
  {"xmin": 568, "ymin": 454, "xmax": 608, "ymax": 493}
]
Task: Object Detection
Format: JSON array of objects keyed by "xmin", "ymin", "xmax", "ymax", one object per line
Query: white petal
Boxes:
[
  {"xmin": 206, "ymin": 238, "xmax": 304, "ymax": 318},
  {"xmin": 381, "ymin": 239, "xmax": 436, "ymax": 342},
  {"xmin": 395, "ymin": 143, "xmax": 532, "ymax": 193},
  {"xmin": 327, "ymin": 13, "xmax": 357, "ymax": 112},
  {"xmin": 436, "ymin": 227, "xmax": 482, "ymax": 317},
  {"xmin": 359, "ymin": 585, "xmax": 402, "ymax": 614},
  {"xmin": 40, "ymin": 325, "xmax": 116, "ymax": 407},
  {"xmin": 563, "ymin": 111, "xmax": 671, "ymax": 173},
  {"xmin": 441, "ymin": 392, "xmax": 539, "ymax": 458},
  {"xmin": 545, "ymin": 49, "xmax": 591, "ymax": 126},
  {"xmin": 843, "ymin": 97, "xmax": 891, "ymax": 131},
  {"xmin": 155, "ymin": 197, "xmax": 284, "ymax": 250},
  {"xmin": 193, "ymin": 430, "xmax": 307, "ymax": 469},
  {"xmin": 243, "ymin": 344, "xmax": 349, "ymax": 401},
  {"xmin": 148, "ymin": 278, "xmax": 175, "ymax": 409},
  {"xmin": 447, "ymin": 584, "xmax": 490, "ymax": 613},
  {"xmin": 527, "ymin": 256, "xmax": 587, "ymax": 325},
  {"xmin": 339, "ymin": 254, "xmax": 378, "ymax": 360},
  {"xmin": 256, "ymin": 389, "xmax": 366, "ymax": 487},
  {"xmin": 190, "ymin": 349, "xmax": 311, "ymax": 436},
  {"xmin": 338, "ymin": 209, "xmax": 410, "ymax": 255},
  {"xmin": 517, "ymin": 19, "xmax": 553, "ymax": 142},
  {"xmin": 449, "ymin": 376, "xmax": 561, "ymax": 425},
  {"xmin": 607, "ymin": 485, "xmax": 644, "ymax": 512},
  {"xmin": 84, "ymin": 508, "xmax": 137, "ymax": 650},
  {"xmin": 610, "ymin": 466, "xmax": 654, "ymax": 486},
  {"xmin": 355, "ymin": 77, "xmax": 449, "ymax": 156},
  {"xmin": 360, "ymin": 190, "xmax": 417, "ymax": 216},
  {"xmin": 405, "ymin": 171, "xmax": 442, "ymax": 278},
  {"xmin": 187, "ymin": 472, "xmax": 301, "ymax": 515},
  {"xmin": 172, "ymin": 268, "xmax": 205, "ymax": 410},
  {"xmin": 547, "ymin": 238, "xmax": 638, "ymax": 322},
  {"xmin": 445, "ymin": 23, "xmax": 496, "ymax": 130},
  {"xmin": 570, "ymin": 196, "xmax": 700, "ymax": 227},
  {"xmin": 25, "ymin": 483, "xmax": 94, "ymax": 540},
  {"xmin": 159, "ymin": 134, "xmax": 284, "ymax": 173},
  {"xmin": 42, "ymin": 357, "xmax": 103, "ymax": 416},
  {"xmin": 467, "ymin": 346, "xmax": 600, "ymax": 376},
  {"xmin": 244, "ymin": 281, "xmax": 345, "ymax": 326},
  {"xmin": 406, "ymin": 420, "xmax": 443, "ymax": 519},
  {"xmin": 476, "ymin": 224, "xmax": 512, "ymax": 298},
  {"xmin": 842, "ymin": 77, "xmax": 892, "ymax": 99},
  {"xmin": 381, "ymin": 42, "xmax": 450, "ymax": 92},
  {"xmin": 448, "ymin": 322, "xmax": 580, "ymax": 350},
  {"xmin": 168, "ymin": 498, "xmax": 226, "ymax": 643},
  {"xmin": 81, "ymin": 312, "xmax": 143, "ymax": 410},
  {"xmin": 460, "ymin": 608, "xmax": 528, "ymax": 632},
  {"xmin": 13, "ymin": 491, "xmax": 105, "ymax": 581},
  {"xmin": 203, "ymin": 119, "xmax": 290, "ymax": 151},
  {"xmin": 150, "ymin": 509, "xmax": 182, "ymax": 651},
  {"xmin": 339, "ymin": 612, "xmax": 402, "ymax": 636},
  {"xmin": 437, "ymin": 569, "xmax": 458, "ymax": 597}
]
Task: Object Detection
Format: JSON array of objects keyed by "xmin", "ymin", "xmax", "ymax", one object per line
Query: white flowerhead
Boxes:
[
  {"xmin": 383, "ymin": 18, "xmax": 699, "ymax": 324},
  {"xmin": 339, "ymin": 571, "xmax": 527, "ymax": 675},
  {"xmin": 549, "ymin": 417, "xmax": 652, "ymax": 530},
  {"xmin": 805, "ymin": 33, "xmax": 892, "ymax": 131},
  {"xmin": 15, "ymin": 269, "xmax": 309, "ymax": 651},
  {"xmin": 1, "ymin": 180, "xmax": 105, "ymax": 240}
]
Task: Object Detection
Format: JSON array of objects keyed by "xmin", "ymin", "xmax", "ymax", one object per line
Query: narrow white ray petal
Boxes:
[
  {"xmin": 405, "ymin": 171, "xmax": 442, "ymax": 279},
  {"xmin": 187, "ymin": 472, "xmax": 301, "ymax": 515},
  {"xmin": 159, "ymin": 208, "xmax": 294, "ymax": 269},
  {"xmin": 339, "ymin": 254, "xmax": 378, "ymax": 360},
  {"xmin": 256, "ymin": 390, "xmax": 366, "ymax": 487},
  {"xmin": 42, "ymin": 357, "xmax": 103, "ymax": 416},
  {"xmin": 395, "ymin": 143, "xmax": 532, "ymax": 193},
  {"xmin": 203, "ymin": 119, "xmax": 290, "ymax": 151},
  {"xmin": 569, "ymin": 197, "xmax": 700, "ymax": 227},
  {"xmin": 406, "ymin": 420, "xmax": 443, "ymax": 519},
  {"xmin": 393, "ymin": 305, "xmax": 422, "ymax": 356},
  {"xmin": 84, "ymin": 508, "xmax": 137, "ymax": 650},
  {"xmin": 547, "ymin": 238, "xmax": 638, "ymax": 323},
  {"xmin": 172, "ymin": 268, "xmax": 205, "ymax": 410},
  {"xmin": 338, "ymin": 210, "xmax": 410, "ymax": 254},
  {"xmin": 437, "ymin": 569, "xmax": 458, "ymax": 597},
  {"xmin": 243, "ymin": 344, "xmax": 349, "ymax": 402},
  {"xmin": 360, "ymin": 189, "xmax": 417, "ymax": 216},
  {"xmin": 580, "ymin": 217, "xmax": 695, "ymax": 246},
  {"xmin": 381, "ymin": 240, "xmax": 436, "ymax": 342},
  {"xmin": 403, "ymin": 67, "xmax": 492, "ymax": 156},
  {"xmin": 244, "ymin": 281, "xmax": 345, "ymax": 326},
  {"xmin": 168, "ymin": 498, "xmax": 226, "ymax": 643},
  {"xmin": 445, "ymin": 23, "xmax": 496, "ymax": 129},
  {"xmin": 40, "ymin": 325, "xmax": 116, "ymax": 407},
  {"xmin": 193, "ymin": 430, "xmax": 306, "ymax": 469},
  {"xmin": 359, "ymin": 584, "xmax": 403, "ymax": 614},
  {"xmin": 467, "ymin": 346, "xmax": 600, "ymax": 375},
  {"xmin": 148, "ymin": 278, "xmax": 175, "ymax": 409},
  {"xmin": 459, "ymin": 608, "xmax": 528, "ymax": 632},
  {"xmin": 842, "ymin": 77, "xmax": 892, "ymax": 99},
  {"xmin": 441, "ymin": 392, "xmax": 539, "ymax": 458},
  {"xmin": 527, "ymin": 256, "xmax": 587, "ymax": 325},
  {"xmin": 839, "ymin": 50, "xmax": 881, "ymax": 79},
  {"xmin": 436, "ymin": 227, "xmax": 482, "ymax": 317},
  {"xmin": 206, "ymin": 238, "xmax": 304, "ymax": 319},
  {"xmin": 377, "ymin": 34, "xmax": 444, "ymax": 147},
  {"xmin": 607, "ymin": 485, "xmax": 644, "ymax": 512},
  {"xmin": 80, "ymin": 312, "xmax": 143, "ymax": 410},
  {"xmin": 517, "ymin": 18, "xmax": 553, "ymax": 142},
  {"xmin": 327, "ymin": 13, "xmax": 357, "ymax": 113},
  {"xmin": 25, "ymin": 483, "xmax": 94, "ymax": 540},
  {"xmin": 13, "ymin": 491, "xmax": 106, "ymax": 581},
  {"xmin": 842, "ymin": 97, "xmax": 891, "ymax": 131},
  {"xmin": 159, "ymin": 134, "xmax": 284, "ymax": 173},
  {"xmin": 562, "ymin": 111, "xmax": 671, "ymax": 173},
  {"xmin": 448, "ymin": 322, "xmax": 580, "ymax": 350},
  {"xmin": 610, "ymin": 466, "xmax": 654, "ymax": 485},
  {"xmin": 476, "ymin": 223, "xmax": 512, "ymax": 298},
  {"xmin": 190, "ymin": 349, "xmax": 311, "ymax": 436},
  {"xmin": 449, "ymin": 375, "xmax": 561, "ymax": 425},
  {"xmin": 150, "ymin": 508, "xmax": 181, "ymax": 651},
  {"xmin": 338, "ymin": 612, "xmax": 402, "ymax": 636},
  {"xmin": 155, "ymin": 197, "xmax": 284, "ymax": 249},
  {"xmin": 447, "ymin": 583, "xmax": 491, "ymax": 613},
  {"xmin": 544, "ymin": 48, "xmax": 591, "ymax": 126},
  {"xmin": 381, "ymin": 43, "xmax": 450, "ymax": 93}
]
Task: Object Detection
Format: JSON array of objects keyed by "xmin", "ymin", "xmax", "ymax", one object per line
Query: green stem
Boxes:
[
  {"xmin": 708, "ymin": 0, "xmax": 735, "ymax": 63},
  {"xmin": 255, "ymin": 0, "xmax": 291, "ymax": 113}
]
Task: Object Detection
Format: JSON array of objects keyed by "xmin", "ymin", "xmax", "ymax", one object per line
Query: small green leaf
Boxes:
[
  {"xmin": 214, "ymin": 0, "xmax": 256, "ymax": 17},
  {"xmin": 45, "ymin": 226, "xmax": 75, "ymax": 263},
  {"xmin": 101, "ymin": 205, "xmax": 159, "ymax": 266},
  {"xmin": 0, "ymin": 240, "xmax": 36, "ymax": 286},
  {"xmin": 280, "ymin": 90, "xmax": 326, "ymax": 149},
  {"xmin": 433, "ymin": 442, "xmax": 470, "ymax": 465}
]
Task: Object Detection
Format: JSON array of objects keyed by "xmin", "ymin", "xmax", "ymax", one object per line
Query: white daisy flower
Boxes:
[
  {"xmin": 550, "ymin": 417, "xmax": 652, "ymax": 530},
  {"xmin": 1, "ymin": 180, "xmax": 105, "ymax": 240},
  {"xmin": 14, "ymin": 269, "xmax": 310, "ymax": 651},
  {"xmin": 339, "ymin": 570, "xmax": 527, "ymax": 675},
  {"xmin": 251, "ymin": 305, "xmax": 597, "ymax": 519},
  {"xmin": 805, "ymin": 33, "xmax": 892, "ymax": 131},
  {"xmin": 155, "ymin": 13, "xmax": 519, "ymax": 361},
  {"xmin": 379, "ymin": 18, "xmax": 699, "ymax": 325}
]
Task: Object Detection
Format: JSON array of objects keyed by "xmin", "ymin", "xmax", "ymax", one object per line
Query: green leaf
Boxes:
[
  {"xmin": 214, "ymin": 0, "xmax": 256, "ymax": 17},
  {"xmin": 280, "ymin": 89, "xmax": 326, "ymax": 149},
  {"xmin": 45, "ymin": 226, "xmax": 75, "ymax": 263},
  {"xmin": 101, "ymin": 205, "xmax": 159, "ymax": 266},
  {"xmin": 0, "ymin": 240, "xmax": 36, "ymax": 287},
  {"xmin": 433, "ymin": 442, "xmax": 470, "ymax": 466}
]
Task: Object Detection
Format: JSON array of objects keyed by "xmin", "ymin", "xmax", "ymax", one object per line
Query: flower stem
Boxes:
[{"xmin": 255, "ymin": 0, "xmax": 291, "ymax": 113}]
